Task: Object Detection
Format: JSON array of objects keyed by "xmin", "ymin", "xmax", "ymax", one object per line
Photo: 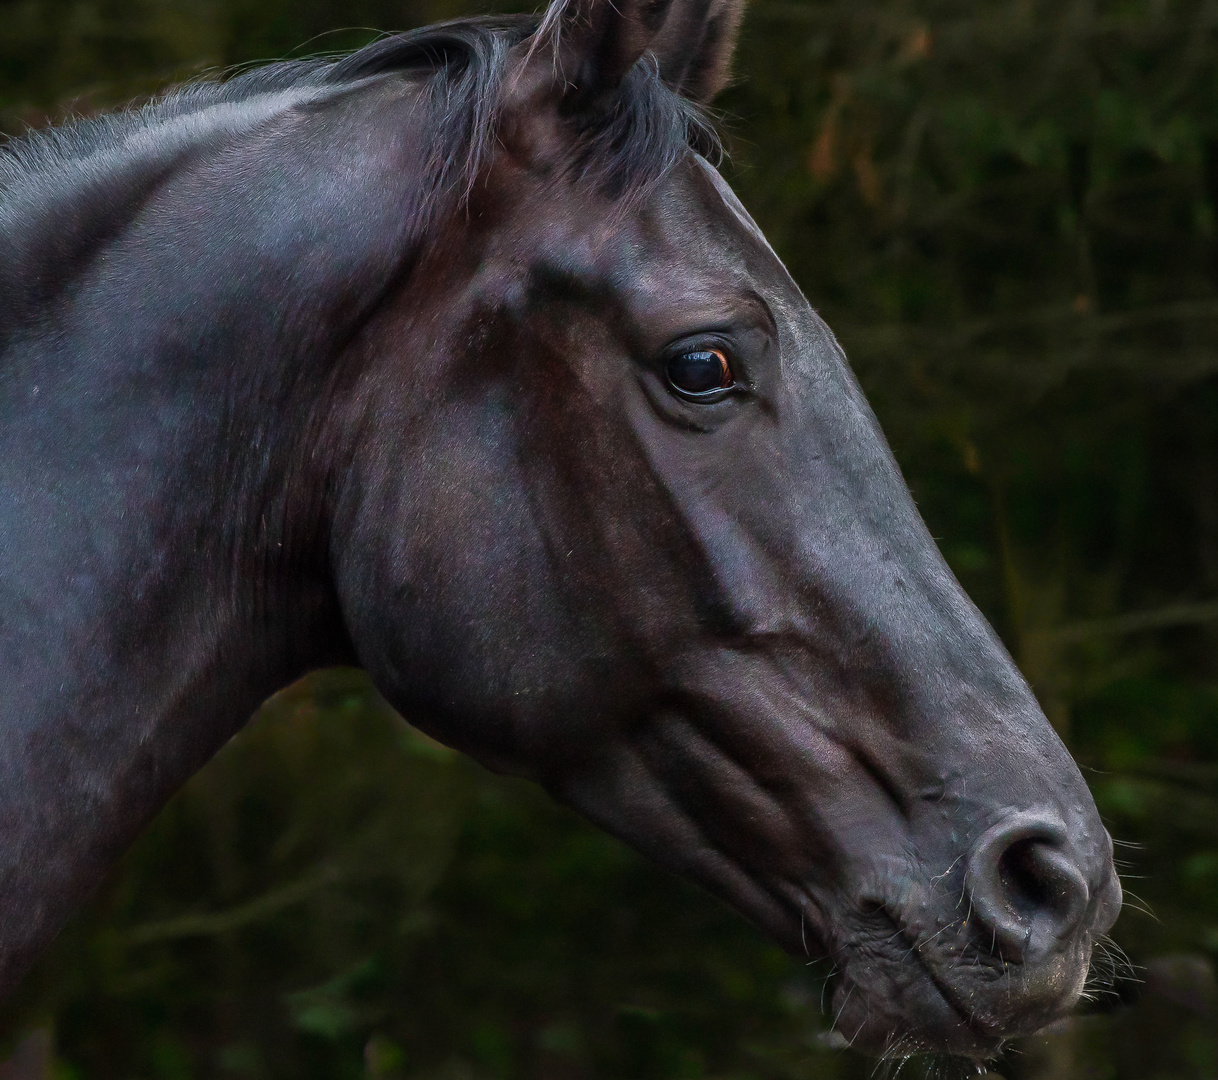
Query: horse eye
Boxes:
[{"xmin": 665, "ymin": 348, "xmax": 734, "ymax": 398}]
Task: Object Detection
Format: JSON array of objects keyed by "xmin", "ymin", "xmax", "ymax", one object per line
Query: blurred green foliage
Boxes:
[{"xmin": 3, "ymin": 0, "xmax": 1218, "ymax": 1076}]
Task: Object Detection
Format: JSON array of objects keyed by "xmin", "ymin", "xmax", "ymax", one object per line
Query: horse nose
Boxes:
[{"xmin": 965, "ymin": 811, "xmax": 1092, "ymax": 963}]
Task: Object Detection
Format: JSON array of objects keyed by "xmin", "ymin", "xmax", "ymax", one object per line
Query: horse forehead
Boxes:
[
  {"xmin": 566, "ymin": 160, "xmax": 786, "ymax": 302},
  {"xmin": 506, "ymin": 158, "xmax": 801, "ymax": 325},
  {"xmin": 624, "ymin": 159, "xmax": 775, "ymax": 268},
  {"xmin": 601, "ymin": 162, "xmax": 827, "ymax": 358}
]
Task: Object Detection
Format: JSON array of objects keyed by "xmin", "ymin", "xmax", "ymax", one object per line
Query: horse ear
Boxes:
[
  {"xmin": 650, "ymin": 0, "xmax": 747, "ymax": 102},
  {"xmin": 534, "ymin": 0, "xmax": 678, "ymax": 103}
]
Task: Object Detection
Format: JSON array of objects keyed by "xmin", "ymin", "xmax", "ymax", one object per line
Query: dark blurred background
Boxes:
[{"xmin": 2, "ymin": 1, "xmax": 1217, "ymax": 1077}]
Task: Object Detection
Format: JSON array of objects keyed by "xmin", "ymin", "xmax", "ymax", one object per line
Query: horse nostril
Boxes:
[{"xmin": 965, "ymin": 811, "xmax": 1091, "ymax": 963}]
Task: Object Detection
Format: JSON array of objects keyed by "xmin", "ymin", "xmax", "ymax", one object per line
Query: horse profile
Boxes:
[{"xmin": 0, "ymin": 0, "xmax": 1121, "ymax": 1058}]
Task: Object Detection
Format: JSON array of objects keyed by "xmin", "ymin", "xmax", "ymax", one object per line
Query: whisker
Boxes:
[
  {"xmin": 930, "ymin": 854, "xmax": 964, "ymax": 889},
  {"xmin": 1118, "ymin": 889, "xmax": 1159, "ymax": 921},
  {"xmin": 830, "ymin": 983, "xmax": 856, "ymax": 1036},
  {"xmin": 819, "ymin": 964, "xmax": 839, "ymax": 1012},
  {"xmin": 844, "ymin": 992, "xmax": 872, "ymax": 1048},
  {"xmin": 873, "ymin": 1031, "xmax": 899, "ymax": 1075},
  {"xmin": 900, "ymin": 919, "xmax": 962, "ymax": 963},
  {"xmin": 1082, "ymin": 933, "xmax": 1140, "ymax": 1003},
  {"xmin": 1096, "ymin": 935, "xmax": 1140, "ymax": 981}
]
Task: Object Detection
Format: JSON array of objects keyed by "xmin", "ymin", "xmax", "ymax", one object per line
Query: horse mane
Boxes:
[{"xmin": 0, "ymin": 13, "xmax": 720, "ymax": 239}]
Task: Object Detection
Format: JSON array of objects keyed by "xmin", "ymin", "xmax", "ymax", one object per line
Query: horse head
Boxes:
[
  {"xmin": 330, "ymin": 0, "xmax": 1122, "ymax": 1057},
  {"xmin": 0, "ymin": 0, "xmax": 1120, "ymax": 1057}
]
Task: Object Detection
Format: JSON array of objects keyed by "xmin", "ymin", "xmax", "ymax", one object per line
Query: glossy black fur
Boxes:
[{"xmin": 0, "ymin": 0, "xmax": 1121, "ymax": 1057}]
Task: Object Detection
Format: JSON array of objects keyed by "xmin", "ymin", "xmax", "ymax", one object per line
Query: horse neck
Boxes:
[{"xmin": 0, "ymin": 74, "xmax": 432, "ymax": 994}]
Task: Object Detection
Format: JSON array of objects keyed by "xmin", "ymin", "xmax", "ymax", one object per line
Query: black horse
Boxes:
[{"xmin": 0, "ymin": 0, "xmax": 1121, "ymax": 1058}]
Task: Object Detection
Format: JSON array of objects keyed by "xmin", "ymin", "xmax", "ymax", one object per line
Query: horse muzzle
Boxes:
[{"xmin": 817, "ymin": 808, "xmax": 1123, "ymax": 1059}]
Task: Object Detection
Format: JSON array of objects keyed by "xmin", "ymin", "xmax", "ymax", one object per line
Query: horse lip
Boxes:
[
  {"xmin": 905, "ymin": 933, "xmax": 1007, "ymax": 1049},
  {"xmin": 827, "ymin": 946, "xmax": 1005, "ymax": 1060},
  {"xmin": 814, "ymin": 897, "xmax": 1006, "ymax": 1058},
  {"xmin": 890, "ymin": 918, "xmax": 1009, "ymax": 1054},
  {"xmin": 852, "ymin": 898, "xmax": 1022, "ymax": 1055},
  {"xmin": 877, "ymin": 897, "xmax": 1093, "ymax": 1052}
]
